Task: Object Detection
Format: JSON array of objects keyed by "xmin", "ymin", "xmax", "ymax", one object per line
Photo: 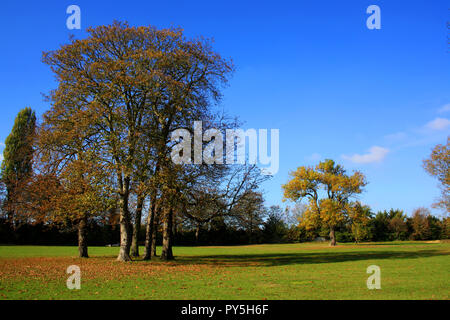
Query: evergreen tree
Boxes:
[{"xmin": 0, "ymin": 108, "xmax": 36, "ymax": 222}]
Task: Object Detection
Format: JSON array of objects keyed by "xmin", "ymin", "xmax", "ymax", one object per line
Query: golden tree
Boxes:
[
  {"xmin": 283, "ymin": 159, "xmax": 367, "ymax": 246},
  {"xmin": 348, "ymin": 201, "xmax": 372, "ymax": 243}
]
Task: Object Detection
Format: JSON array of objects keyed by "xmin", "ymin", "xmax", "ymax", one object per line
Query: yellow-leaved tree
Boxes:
[{"xmin": 282, "ymin": 159, "xmax": 367, "ymax": 246}]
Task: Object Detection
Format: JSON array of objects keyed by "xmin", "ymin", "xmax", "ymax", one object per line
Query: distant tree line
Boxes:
[
  {"xmin": 0, "ymin": 204, "xmax": 287, "ymax": 246},
  {"xmin": 1, "ymin": 202, "xmax": 447, "ymax": 247},
  {"xmin": 284, "ymin": 205, "xmax": 449, "ymax": 243}
]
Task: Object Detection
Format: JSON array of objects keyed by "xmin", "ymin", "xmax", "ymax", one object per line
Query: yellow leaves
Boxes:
[
  {"xmin": 347, "ymin": 201, "xmax": 370, "ymax": 223},
  {"xmin": 315, "ymin": 159, "xmax": 337, "ymax": 173},
  {"xmin": 319, "ymin": 199, "xmax": 346, "ymax": 226},
  {"xmin": 282, "ymin": 166, "xmax": 319, "ymax": 202},
  {"xmin": 283, "ymin": 160, "xmax": 368, "ymax": 229},
  {"xmin": 282, "ymin": 160, "xmax": 366, "ymax": 203},
  {"xmin": 298, "ymin": 199, "xmax": 320, "ymax": 230}
]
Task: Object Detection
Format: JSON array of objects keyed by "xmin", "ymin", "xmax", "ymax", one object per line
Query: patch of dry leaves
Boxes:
[{"xmin": 0, "ymin": 257, "xmax": 233, "ymax": 282}]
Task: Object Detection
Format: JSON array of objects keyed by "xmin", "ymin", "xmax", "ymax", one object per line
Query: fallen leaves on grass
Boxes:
[{"xmin": 0, "ymin": 256, "xmax": 233, "ymax": 283}]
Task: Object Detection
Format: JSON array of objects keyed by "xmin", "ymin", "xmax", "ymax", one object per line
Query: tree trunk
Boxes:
[
  {"xmin": 78, "ymin": 215, "xmax": 89, "ymax": 258},
  {"xmin": 143, "ymin": 196, "xmax": 156, "ymax": 260},
  {"xmin": 329, "ymin": 226, "xmax": 337, "ymax": 246},
  {"xmin": 131, "ymin": 194, "xmax": 145, "ymax": 257},
  {"xmin": 172, "ymin": 215, "xmax": 178, "ymax": 245},
  {"xmin": 161, "ymin": 207, "xmax": 174, "ymax": 261},
  {"xmin": 195, "ymin": 224, "xmax": 200, "ymax": 243},
  {"xmin": 117, "ymin": 188, "xmax": 132, "ymax": 262},
  {"xmin": 249, "ymin": 216, "xmax": 253, "ymax": 244},
  {"xmin": 151, "ymin": 211, "xmax": 159, "ymax": 257}
]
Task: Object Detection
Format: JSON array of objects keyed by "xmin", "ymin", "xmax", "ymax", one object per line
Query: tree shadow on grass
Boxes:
[
  {"xmin": 353, "ymin": 242, "xmax": 440, "ymax": 246},
  {"xmin": 172, "ymin": 249, "xmax": 450, "ymax": 267}
]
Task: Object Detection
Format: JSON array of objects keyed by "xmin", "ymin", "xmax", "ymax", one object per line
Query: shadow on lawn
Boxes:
[
  {"xmin": 354, "ymin": 242, "xmax": 440, "ymax": 246},
  {"xmin": 172, "ymin": 249, "xmax": 450, "ymax": 267}
]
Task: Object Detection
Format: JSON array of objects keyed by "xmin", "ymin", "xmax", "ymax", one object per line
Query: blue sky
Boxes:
[{"xmin": 1, "ymin": 0, "xmax": 449, "ymax": 215}]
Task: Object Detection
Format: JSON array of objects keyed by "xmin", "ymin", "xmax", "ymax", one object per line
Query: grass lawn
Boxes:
[{"xmin": 0, "ymin": 241, "xmax": 448, "ymax": 300}]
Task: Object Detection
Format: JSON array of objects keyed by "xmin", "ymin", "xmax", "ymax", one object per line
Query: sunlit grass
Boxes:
[{"xmin": 0, "ymin": 241, "xmax": 448, "ymax": 300}]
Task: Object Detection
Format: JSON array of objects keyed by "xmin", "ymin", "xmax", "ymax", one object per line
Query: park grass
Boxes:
[{"xmin": 0, "ymin": 241, "xmax": 449, "ymax": 300}]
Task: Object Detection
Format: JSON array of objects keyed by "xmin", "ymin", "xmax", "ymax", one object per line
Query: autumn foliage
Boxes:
[
  {"xmin": 423, "ymin": 137, "xmax": 449, "ymax": 213},
  {"xmin": 282, "ymin": 159, "xmax": 367, "ymax": 246}
]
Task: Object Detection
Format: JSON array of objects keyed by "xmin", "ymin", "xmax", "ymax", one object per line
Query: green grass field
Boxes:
[{"xmin": 0, "ymin": 241, "xmax": 449, "ymax": 300}]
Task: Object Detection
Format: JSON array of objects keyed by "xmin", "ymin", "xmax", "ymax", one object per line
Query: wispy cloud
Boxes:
[
  {"xmin": 384, "ymin": 132, "xmax": 408, "ymax": 143},
  {"xmin": 342, "ymin": 146, "xmax": 389, "ymax": 164},
  {"xmin": 305, "ymin": 153, "xmax": 321, "ymax": 161},
  {"xmin": 382, "ymin": 115, "xmax": 449, "ymax": 150},
  {"xmin": 438, "ymin": 103, "xmax": 450, "ymax": 114},
  {"xmin": 424, "ymin": 117, "xmax": 450, "ymax": 131}
]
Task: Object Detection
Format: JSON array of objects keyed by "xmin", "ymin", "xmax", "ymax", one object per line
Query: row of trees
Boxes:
[
  {"xmin": 1, "ymin": 111, "xmax": 447, "ymax": 251},
  {"xmin": 0, "ymin": 204, "xmax": 286, "ymax": 246},
  {"xmin": 0, "ymin": 22, "xmax": 268, "ymax": 261},
  {"xmin": 2, "ymin": 198, "xmax": 446, "ymax": 247}
]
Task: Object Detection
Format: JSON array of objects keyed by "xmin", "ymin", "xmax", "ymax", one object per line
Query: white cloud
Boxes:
[
  {"xmin": 342, "ymin": 146, "xmax": 389, "ymax": 164},
  {"xmin": 438, "ymin": 104, "xmax": 450, "ymax": 114},
  {"xmin": 0, "ymin": 154, "xmax": 3, "ymax": 162},
  {"xmin": 305, "ymin": 153, "xmax": 321, "ymax": 161},
  {"xmin": 424, "ymin": 118, "xmax": 450, "ymax": 131},
  {"xmin": 384, "ymin": 132, "xmax": 407, "ymax": 143}
]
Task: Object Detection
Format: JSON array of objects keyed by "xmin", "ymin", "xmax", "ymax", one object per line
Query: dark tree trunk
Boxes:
[
  {"xmin": 172, "ymin": 215, "xmax": 178, "ymax": 244},
  {"xmin": 151, "ymin": 211, "xmax": 159, "ymax": 257},
  {"xmin": 161, "ymin": 207, "xmax": 174, "ymax": 261},
  {"xmin": 117, "ymin": 184, "xmax": 132, "ymax": 261},
  {"xmin": 131, "ymin": 194, "xmax": 145, "ymax": 257},
  {"xmin": 78, "ymin": 215, "xmax": 89, "ymax": 258},
  {"xmin": 249, "ymin": 216, "xmax": 253, "ymax": 244},
  {"xmin": 144, "ymin": 193, "xmax": 158, "ymax": 260},
  {"xmin": 329, "ymin": 226, "xmax": 337, "ymax": 246}
]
